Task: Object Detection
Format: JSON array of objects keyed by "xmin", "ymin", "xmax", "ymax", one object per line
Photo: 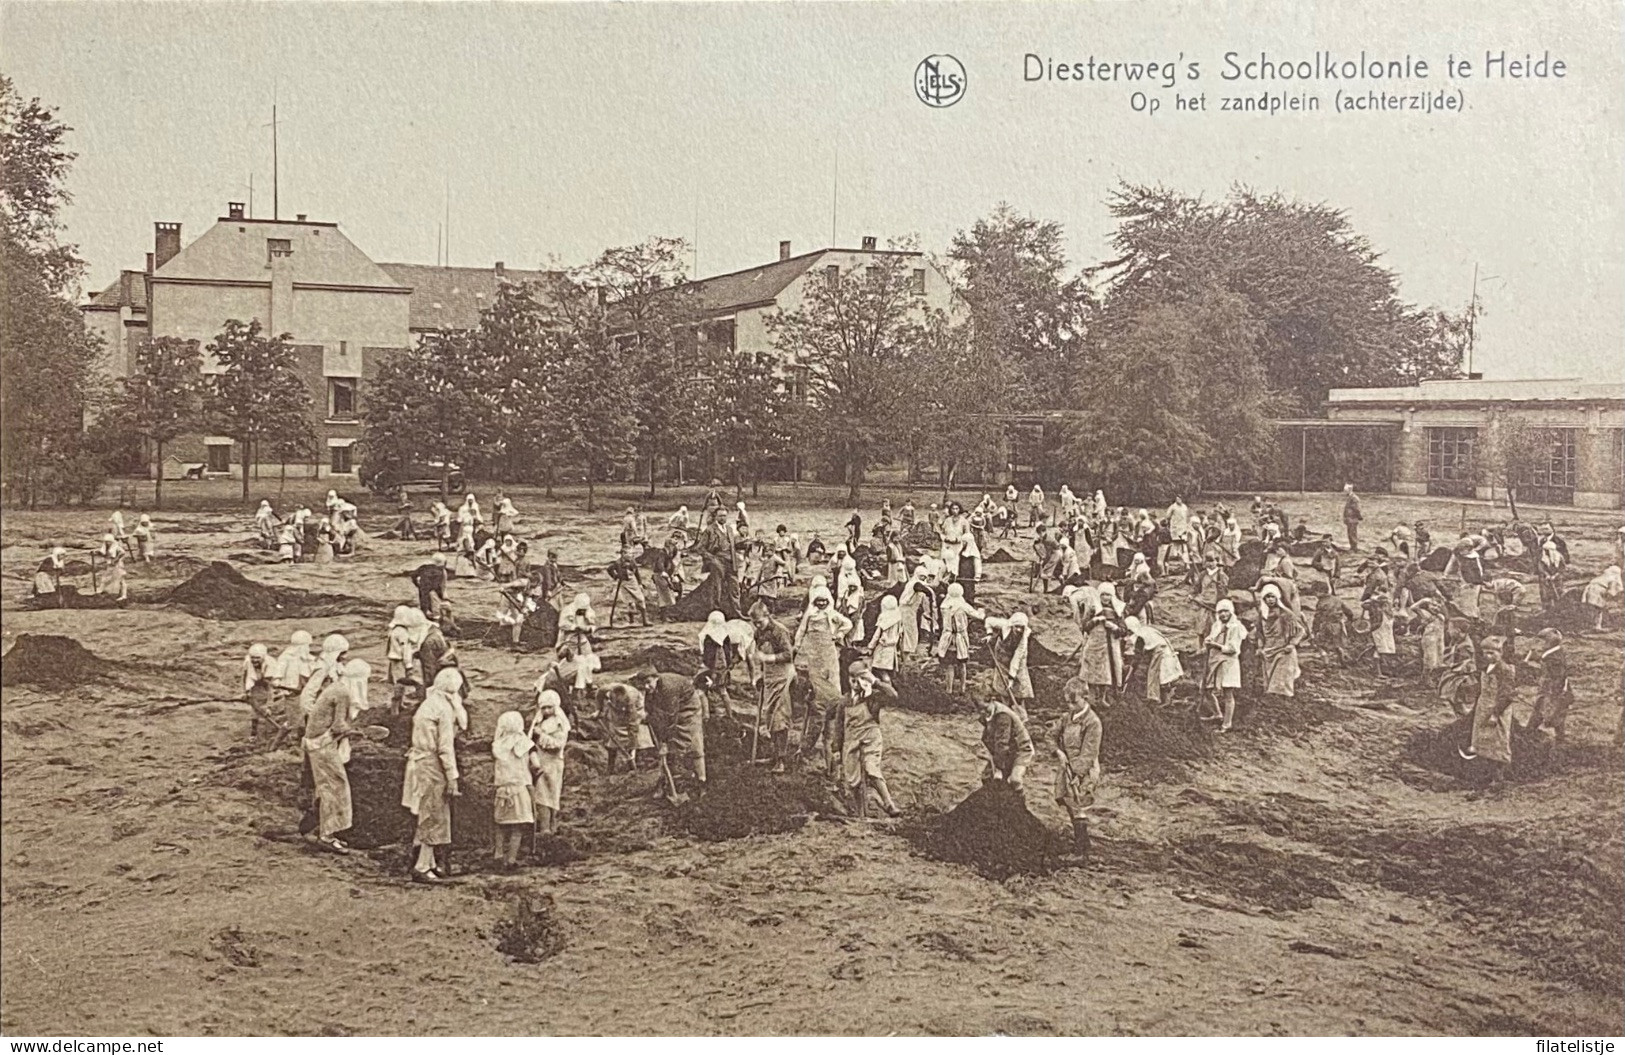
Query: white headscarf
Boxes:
[
  {"xmin": 342, "ymin": 658, "xmax": 371, "ymax": 717},
  {"xmin": 1097, "ymin": 582, "xmax": 1124, "ymax": 616},
  {"xmin": 530, "ymin": 689, "xmax": 571, "ymax": 749},
  {"xmin": 940, "ymin": 581, "xmax": 976, "ymax": 618},
  {"xmin": 493, "ymin": 710, "xmax": 531, "ymax": 759},
  {"xmin": 242, "ymin": 643, "xmax": 271, "ymax": 690},
  {"xmin": 701, "ymin": 610, "xmax": 729, "ymax": 645},
  {"xmin": 876, "ymin": 594, "xmax": 902, "ymax": 629}
]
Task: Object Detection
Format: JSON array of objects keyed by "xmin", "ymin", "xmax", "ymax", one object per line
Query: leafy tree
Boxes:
[
  {"xmin": 1056, "ymin": 287, "xmax": 1278, "ymax": 503},
  {"xmin": 110, "ymin": 336, "xmax": 204, "ymax": 508},
  {"xmin": 1096, "ymin": 183, "xmax": 1462, "ymax": 415},
  {"xmin": 0, "ymin": 75, "xmax": 106, "ymax": 507},
  {"xmin": 947, "ymin": 204, "xmax": 1094, "ymax": 409},
  {"xmin": 1483, "ymin": 416, "xmax": 1551, "ymax": 522},
  {"xmin": 543, "ymin": 272, "xmax": 639, "ymax": 512},
  {"xmin": 768, "ymin": 251, "xmax": 928, "ymax": 503},
  {"xmin": 362, "ymin": 329, "xmax": 501, "ymax": 497},
  {"xmin": 703, "ymin": 346, "xmax": 793, "ymax": 497},
  {"xmin": 583, "ymin": 237, "xmax": 702, "ymax": 495},
  {"xmin": 905, "ymin": 309, "xmax": 1013, "ymax": 500},
  {"xmin": 475, "ymin": 280, "xmax": 554, "ymax": 483},
  {"xmin": 202, "ymin": 319, "xmax": 314, "ymax": 500}
]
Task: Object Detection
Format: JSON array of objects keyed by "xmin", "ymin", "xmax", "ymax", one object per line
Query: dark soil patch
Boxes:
[
  {"xmin": 487, "ymin": 884, "xmax": 568, "ymax": 962},
  {"xmin": 1097, "ymin": 701, "xmax": 1213, "ymax": 773},
  {"xmin": 667, "ymin": 573, "xmax": 739, "ymax": 621},
  {"xmin": 1, "ymin": 634, "xmax": 107, "ymax": 689},
  {"xmin": 26, "ymin": 586, "xmax": 124, "ymax": 610},
  {"xmin": 1165, "ymin": 834, "xmax": 1344, "ymax": 913},
  {"xmin": 669, "ymin": 762, "xmax": 845, "ymax": 842},
  {"xmin": 1026, "ymin": 637, "xmax": 1073, "ymax": 668},
  {"xmin": 599, "ymin": 644, "xmax": 699, "ymax": 677},
  {"xmin": 985, "ymin": 548, "xmax": 1022, "ymax": 564},
  {"xmin": 904, "ymin": 782, "xmax": 1072, "ymax": 880},
  {"xmin": 163, "ymin": 561, "xmax": 383, "ymax": 620},
  {"xmin": 890, "ymin": 668, "xmax": 975, "ymax": 715},
  {"xmin": 1399, "ymin": 717, "xmax": 1620, "ymax": 786}
]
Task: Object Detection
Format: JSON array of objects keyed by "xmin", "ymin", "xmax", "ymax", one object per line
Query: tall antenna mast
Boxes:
[
  {"xmin": 443, "ymin": 173, "xmax": 451, "ymax": 268},
  {"xmin": 248, "ymin": 171, "xmax": 254, "ymax": 219},
  {"xmin": 262, "ymin": 97, "xmax": 282, "ymax": 221},
  {"xmin": 830, "ymin": 146, "xmax": 838, "ymax": 247},
  {"xmin": 1466, "ymin": 262, "xmax": 1478, "ymax": 377}
]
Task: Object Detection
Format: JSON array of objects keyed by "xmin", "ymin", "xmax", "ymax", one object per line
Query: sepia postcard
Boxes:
[{"xmin": 0, "ymin": 0, "xmax": 1621, "ymax": 1044}]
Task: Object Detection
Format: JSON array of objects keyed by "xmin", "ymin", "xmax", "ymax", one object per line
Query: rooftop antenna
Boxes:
[
  {"xmin": 247, "ymin": 171, "xmax": 254, "ymax": 219},
  {"xmin": 436, "ymin": 222, "xmax": 443, "ymax": 268},
  {"xmin": 443, "ymin": 173, "xmax": 451, "ymax": 269},
  {"xmin": 261, "ymin": 86, "xmax": 283, "ymax": 221},
  {"xmin": 692, "ymin": 185, "xmax": 700, "ymax": 276},
  {"xmin": 830, "ymin": 145, "xmax": 838, "ymax": 248}
]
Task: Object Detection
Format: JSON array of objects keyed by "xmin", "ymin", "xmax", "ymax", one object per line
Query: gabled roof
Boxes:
[
  {"xmin": 155, "ymin": 217, "xmax": 404, "ymax": 289},
  {"xmin": 377, "ymin": 263, "xmax": 565, "ymax": 332},
  {"xmin": 680, "ymin": 247, "xmax": 927, "ymax": 315},
  {"xmin": 84, "ymin": 270, "xmax": 148, "ymax": 312}
]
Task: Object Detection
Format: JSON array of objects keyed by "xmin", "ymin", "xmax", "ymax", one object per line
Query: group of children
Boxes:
[{"xmin": 256, "ymin": 492, "xmax": 364, "ymax": 563}]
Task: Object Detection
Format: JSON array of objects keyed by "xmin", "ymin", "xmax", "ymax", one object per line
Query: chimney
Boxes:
[
  {"xmin": 227, "ymin": 201, "xmax": 245, "ymax": 220},
  {"xmin": 861, "ymin": 235, "xmax": 877, "ymax": 252},
  {"xmin": 145, "ymin": 252, "xmax": 155, "ymax": 275},
  {"xmin": 778, "ymin": 240, "xmax": 791, "ymax": 261},
  {"xmin": 296, "ymin": 213, "xmax": 307, "ymax": 222},
  {"xmin": 495, "ymin": 261, "xmax": 506, "ymax": 280},
  {"xmin": 154, "ymin": 222, "xmax": 182, "ymax": 269}
]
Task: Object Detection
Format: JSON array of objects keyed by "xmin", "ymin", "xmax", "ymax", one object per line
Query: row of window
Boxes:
[
  {"xmin": 205, "ymin": 443, "xmax": 352, "ymax": 474},
  {"xmin": 822, "ymin": 264, "xmax": 928, "ymax": 295},
  {"xmin": 1423, "ymin": 425, "xmax": 1580, "ymax": 489}
]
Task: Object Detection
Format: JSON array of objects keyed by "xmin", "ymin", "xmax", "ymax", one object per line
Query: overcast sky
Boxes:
[{"xmin": 5, "ymin": 0, "xmax": 1620, "ymax": 382}]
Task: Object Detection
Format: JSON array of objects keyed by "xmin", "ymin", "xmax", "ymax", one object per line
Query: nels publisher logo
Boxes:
[{"xmin": 914, "ymin": 54, "xmax": 966, "ymax": 107}]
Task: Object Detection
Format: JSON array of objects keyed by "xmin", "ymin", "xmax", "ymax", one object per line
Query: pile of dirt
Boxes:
[
  {"xmin": 670, "ymin": 762, "xmax": 845, "ymax": 841},
  {"xmin": 488, "ymin": 884, "xmax": 568, "ymax": 962},
  {"xmin": 890, "ymin": 668, "xmax": 974, "ymax": 714},
  {"xmin": 1, "ymin": 634, "xmax": 106, "ymax": 688},
  {"xmin": 907, "ymin": 783, "xmax": 1071, "ymax": 880},
  {"xmin": 1026, "ymin": 637, "xmax": 1073, "ymax": 667},
  {"xmin": 1399, "ymin": 717, "xmax": 1619, "ymax": 785},
  {"xmin": 1097, "ymin": 702, "xmax": 1213, "ymax": 773},
  {"xmin": 666, "ymin": 574, "xmax": 739, "ymax": 621},
  {"xmin": 599, "ymin": 644, "xmax": 699, "ymax": 677},
  {"xmin": 984, "ymin": 548, "xmax": 1022, "ymax": 564},
  {"xmin": 163, "ymin": 561, "xmax": 379, "ymax": 620}
]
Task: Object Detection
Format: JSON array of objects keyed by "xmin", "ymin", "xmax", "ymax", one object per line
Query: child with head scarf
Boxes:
[
  {"xmin": 1201, "ymin": 598, "xmax": 1247, "ymax": 732},
  {"xmin": 1524, "ymin": 627, "xmax": 1574, "ymax": 747},
  {"xmin": 1079, "ymin": 582, "xmax": 1127, "ymax": 705},
  {"xmin": 243, "ymin": 643, "xmax": 279, "ymax": 739},
  {"xmin": 255, "ymin": 500, "xmax": 279, "ymax": 549},
  {"xmin": 132, "ymin": 514, "xmax": 155, "ymax": 562},
  {"xmin": 1581, "ymin": 565, "xmax": 1623, "ymax": 631},
  {"xmin": 32, "ymin": 546, "xmax": 66, "ymax": 606},
  {"xmin": 1256, "ymin": 584, "xmax": 1307, "ymax": 699},
  {"xmin": 867, "ymin": 595, "xmax": 903, "ymax": 684},
  {"xmin": 1123, "ymin": 615, "xmax": 1183, "ymax": 707},
  {"xmin": 836, "ymin": 556, "xmax": 866, "ymax": 646},
  {"xmin": 490, "ymin": 710, "xmax": 537, "ymax": 868},
  {"xmin": 300, "ymin": 658, "xmax": 368, "ymax": 853},
  {"xmin": 794, "ymin": 582, "xmax": 851, "ymax": 760},
  {"xmin": 934, "ymin": 582, "xmax": 986, "ymax": 696},
  {"xmin": 386, "ymin": 606, "xmax": 424, "ymax": 712},
  {"xmin": 529, "ymin": 689, "xmax": 571, "ymax": 836},
  {"xmin": 984, "ymin": 610, "xmax": 1033, "ymax": 720},
  {"xmin": 100, "ymin": 534, "xmax": 129, "ymax": 602},
  {"xmin": 898, "ymin": 566, "xmax": 933, "ymax": 662},
  {"xmin": 403, "ymin": 667, "xmax": 465, "ymax": 882}
]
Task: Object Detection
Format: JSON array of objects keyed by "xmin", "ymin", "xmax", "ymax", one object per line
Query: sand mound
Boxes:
[
  {"xmin": 985, "ymin": 548, "xmax": 1022, "ymax": 564},
  {"xmin": 890, "ymin": 668, "xmax": 974, "ymax": 714},
  {"xmin": 164, "ymin": 561, "xmax": 379, "ymax": 620},
  {"xmin": 670, "ymin": 763, "xmax": 845, "ymax": 842},
  {"xmin": 1097, "ymin": 702, "xmax": 1212, "ymax": 772},
  {"xmin": 1026, "ymin": 637, "xmax": 1073, "ymax": 667},
  {"xmin": 1, "ymin": 634, "xmax": 107, "ymax": 688},
  {"xmin": 908, "ymin": 783, "xmax": 1070, "ymax": 880}
]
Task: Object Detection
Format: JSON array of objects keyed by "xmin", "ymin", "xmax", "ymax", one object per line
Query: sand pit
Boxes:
[
  {"xmin": 1, "ymin": 634, "xmax": 107, "ymax": 689},
  {"xmin": 163, "ymin": 561, "xmax": 382, "ymax": 620},
  {"xmin": 488, "ymin": 884, "xmax": 568, "ymax": 962},
  {"xmin": 906, "ymin": 783, "xmax": 1071, "ymax": 880}
]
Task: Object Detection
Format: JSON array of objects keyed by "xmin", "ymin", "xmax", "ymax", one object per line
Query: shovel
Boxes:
[
  {"xmin": 657, "ymin": 750, "xmax": 691, "ymax": 806},
  {"xmin": 750, "ymin": 680, "xmax": 765, "ymax": 763}
]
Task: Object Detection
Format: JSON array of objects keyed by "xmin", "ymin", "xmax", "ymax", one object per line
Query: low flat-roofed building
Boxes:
[{"xmin": 1323, "ymin": 377, "xmax": 1624, "ymax": 508}]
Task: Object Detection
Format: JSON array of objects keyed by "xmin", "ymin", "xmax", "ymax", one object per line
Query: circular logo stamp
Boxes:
[{"xmin": 914, "ymin": 55, "xmax": 966, "ymax": 108}]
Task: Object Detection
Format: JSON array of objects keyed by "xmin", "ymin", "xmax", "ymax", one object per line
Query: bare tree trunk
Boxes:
[
  {"xmin": 846, "ymin": 459, "xmax": 863, "ymax": 506},
  {"xmin": 544, "ymin": 464, "xmax": 554, "ymax": 499},
  {"xmin": 154, "ymin": 439, "xmax": 165, "ymax": 510},
  {"xmin": 240, "ymin": 435, "xmax": 251, "ymax": 500},
  {"xmin": 586, "ymin": 466, "xmax": 596, "ymax": 513},
  {"xmin": 647, "ymin": 452, "xmax": 657, "ymax": 500},
  {"xmin": 1507, "ymin": 481, "xmax": 1520, "ymax": 523}
]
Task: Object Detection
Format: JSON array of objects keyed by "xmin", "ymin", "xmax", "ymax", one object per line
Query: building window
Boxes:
[
  {"xmin": 330, "ymin": 445, "xmax": 353, "ymax": 474},
  {"xmin": 784, "ymin": 365, "xmax": 810, "ymax": 402},
  {"xmin": 328, "ymin": 377, "xmax": 358, "ymax": 420},
  {"xmin": 823, "ymin": 264, "xmax": 840, "ymax": 287},
  {"xmin": 1516, "ymin": 427, "xmax": 1578, "ymax": 504},
  {"xmin": 206, "ymin": 444, "xmax": 232, "ymax": 474},
  {"xmin": 911, "ymin": 269, "xmax": 927, "ymax": 295},
  {"xmin": 1425, "ymin": 426, "xmax": 1478, "ymax": 498},
  {"xmin": 267, "ymin": 237, "xmax": 292, "ymax": 261}
]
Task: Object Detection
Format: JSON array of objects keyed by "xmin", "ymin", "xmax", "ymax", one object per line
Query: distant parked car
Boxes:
[{"xmin": 361, "ymin": 460, "xmax": 466, "ymax": 497}]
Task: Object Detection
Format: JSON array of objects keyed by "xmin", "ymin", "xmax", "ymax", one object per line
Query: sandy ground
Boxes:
[{"xmin": 2, "ymin": 485, "xmax": 1621, "ymax": 1037}]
